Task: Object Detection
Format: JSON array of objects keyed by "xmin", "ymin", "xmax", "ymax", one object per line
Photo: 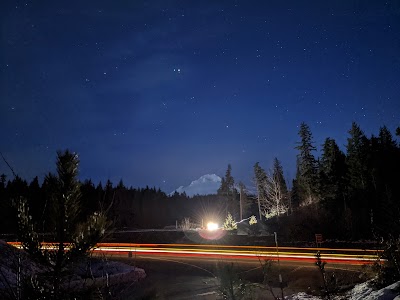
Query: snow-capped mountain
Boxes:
[{"xmin": 170, "ymin": 174, "xmax": 222, "ymax": 197}]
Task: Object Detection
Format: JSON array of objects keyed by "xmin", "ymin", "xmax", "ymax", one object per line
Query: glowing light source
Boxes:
[{"xmin": 207, "ymin": 222, "xmax": 218, "ymax": 231}]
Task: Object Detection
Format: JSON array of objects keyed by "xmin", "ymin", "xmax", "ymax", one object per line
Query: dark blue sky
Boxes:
[{"xmin": 1, "ymin": 0, "xmax": 399, "ymax": 192}]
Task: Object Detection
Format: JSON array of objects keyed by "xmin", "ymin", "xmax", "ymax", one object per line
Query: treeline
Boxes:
[
  {"xmin": 1, "ymin": 122, "xmax": 399, "ymax": 241},
  {"xmin": 252, "ymin": 122, "xmax": 400, "ymax": 240},
  {"xmin": 206, "ymin": 122, "xmax": 400, "ymax": 241},
  {"xmin": 0, "ymin": 175, "xmax": 227, "ymax": 233}
]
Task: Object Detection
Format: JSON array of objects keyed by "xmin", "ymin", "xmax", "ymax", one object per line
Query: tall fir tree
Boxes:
[
  {"xmin": 295, "ymin": 122, "xmax": 319, "ymax": 205},
  {"xmin": 28, "ymin": 176, "xmax": 42, "ymax": 221},
  {"xmin": 272, "ymin": 157, "xmax": 288, "ymax": 197},
  {"xmin": 218, "ymin": 164, "xmax": 239, "ymax": 218},
  {"xmin": 371, "ymin": 126, "xmax": 400, "ymax": 236},
  {"xmin": 320, "ymin": 138, "xmax": 347, "ymax": 207},
  {"xmin": 346, "ymin": 122, "xmax": 370, "ymax": 190},
  {"xmin": 218, "ymin": 164, "xmax": 235, "ymax": 196},
  {"xmin": 272, "ymin": 157, "xmax": 289, "ymax": 216},
  {"xmin": 16, "ymin": 150, "xmax": 109, "ymax": 299},
  {"xmin": 218, "ymin": 177, "xmax": 226, "ymax": 195},
  {"xmin": 345, "ymin": 122, "xmax": 372, "ymax": 238},
  {"xmin": 290, "ymin": 178, "xmax": 300, "ymax": 211},
  {"xmin": 254, "ymin": 162, "xmax": 267, "ymax": 220}
]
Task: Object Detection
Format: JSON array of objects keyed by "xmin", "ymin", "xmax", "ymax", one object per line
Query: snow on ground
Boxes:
[
  {"xmin": 286, "ymin": 292, "xmax": 322, "ymax": 299},
  {"xmin": 0, "ymin": 240, "xmax": 46, "ymax": 289},
  {"xmin": 80, "ymin": 259, "xmax": 146, "ymax": 284},
  {"xmin": 0, "ymin": 240, "xmax": 145, "ymax": 291},
  {"xmin": 344, "ymin": 280, "xmax": 400, "ymax": 300},
  {"xmin": 286, "ymin": 280, "xmax": 400, "ymax": 300}
]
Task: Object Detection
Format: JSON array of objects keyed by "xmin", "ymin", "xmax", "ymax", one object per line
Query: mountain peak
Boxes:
[
  {"xmin": 190, "ymin": 174, "xmax": 221, "ymax": 185},
  {"xmin": 170, "ymin": 174, "xmax": 222, "ymax": 197}
]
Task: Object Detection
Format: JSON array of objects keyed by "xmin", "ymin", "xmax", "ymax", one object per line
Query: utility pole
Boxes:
[
  {"xmin": 239, "ymin": 184, "xmax": 243, "ymax": 220},
  {"xmin": 256, "ymin": 186, "xmax": 262, "ymax": 221},
  {"xmin": 274, "ymin": 232, "xmax": 284, "ymax": 299}
]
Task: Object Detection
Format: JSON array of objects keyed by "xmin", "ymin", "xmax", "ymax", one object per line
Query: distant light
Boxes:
[{"xmin": 207, "ymin": 222, "xmax": 218, "ymax": 231}]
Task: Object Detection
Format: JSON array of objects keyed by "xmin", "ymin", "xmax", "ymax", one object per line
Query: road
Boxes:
[
  {"xmin": 8, "ymin": 241, "xmax": 376, "ymax": 299},
  {"xmin": 88, "ymin": 242, "xmax": 382, "ymax": 299},
  {"xmin": 106, "ymin": 250, "xmax": 369, "ymax": 299},
  {"xmin": 92, "ymin": 242, "xmax": 380, "ymax": 265},
  {"xmin": 8, "ymin": 241, "xmax": 380, "ymax": 267},
  {"xmin": 9, "ymin": 241, "xmax": 379, "ymax": 265}
]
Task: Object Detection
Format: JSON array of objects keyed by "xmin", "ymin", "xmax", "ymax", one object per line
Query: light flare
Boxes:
[{"xmin": 207, "ymin": 222, "xmax": 219, "ymax": 231}]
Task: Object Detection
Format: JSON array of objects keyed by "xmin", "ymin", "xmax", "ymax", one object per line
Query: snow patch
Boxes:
[
  {"xmin": 286, "ymin": 280, "xmax": 400, "ymax": 300},
  {"xmin": 0, "ymin": 240, "xmax": 145, "ymax": 292},
  {"xmin": 286, "ymin": 292, "xmax": 322, "ymax": 299},
  {"xmin": 345, "ymin": 280, "xmax": 400, "ymax": 300},
  {"xmin": 195, "ymin": 291, "xmax": 217, "ymax": 296}
]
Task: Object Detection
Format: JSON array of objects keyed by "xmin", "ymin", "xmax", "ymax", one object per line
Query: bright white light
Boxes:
[{"xmin": 207, "ymin": 222, "xmax": 218, "ymax": 231}]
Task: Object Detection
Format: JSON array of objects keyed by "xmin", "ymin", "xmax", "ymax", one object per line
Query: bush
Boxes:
[
  {"xmin": 372, "ymin": 235, "xmax": 400, "ymax": 288},
  {"xmin": 223, "ymin": 213, "xmax": 237, "ymax": 231}
]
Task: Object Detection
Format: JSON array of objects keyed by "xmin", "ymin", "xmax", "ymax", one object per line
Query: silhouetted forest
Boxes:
[
  {"xmin": 1, "ymin": 122, "xmax": 399, "ymax": 241},
  {"xmin": 0, "ymin": 175, "xmax": 229, "ymax": 233}
]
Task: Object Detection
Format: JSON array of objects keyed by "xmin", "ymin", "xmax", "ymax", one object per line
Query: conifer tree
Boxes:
[
  {"xmin": 0, "ymin": 173, "xmax": 7, "ymax": 189},
  {"xmin": 223, "ymin": 212, "xmax": 237, "ymax": 230},
  {"xmin": 290, "ymin": 178, "xmax": 300, "ymax": 211},
  {"xmin": 346, "ymin": 122, "xmax": 372, "ymax": 237},
  {"xmin": 373, "ymin": 126, "xmax": 398, "ymax": 195},
  {"xmin": 295, "ymin": 122, "xmax": 319, "ymax": 205},
  {"xmin": 371, "ymin": 126, "xmax": 400, "ymax": 236},
  {"xmin": 346, "ymin": 122, "xmax": 370, "ymax": 190},
  {"xmin": 218, "ymin": 177, "xmax": 226, "ymax": 195},
  {"xmin": 117, "ymin": 179, "xmax": 125, "ymax": 190},
  {"xmin": 253, "ymin": 162, "xmax": 267, "ymax": 220},
  {"xmin": 8, "ymin": 176, "xmax": 29, "ymax": 200},
  {"xmin": 272, "ymin": 157, "xmax": 288, "ymax": 200},
  {"xmin": 16, "ymin": 150, "xmax": 109, "ymax": 299},
  {"xmin": 218, "ymin": 164, "xmax": 235, "ymax": 197},
  {"xmin": 28, "ymin": 176, "xmax": 42, "ymax": 221},
  {"xmin": 218, "ymin": 164, "xmax": 239, "ymax": 218},
  {"xmin": 320, "ymin": 138, "xmax": 346, "ymax": 207}
]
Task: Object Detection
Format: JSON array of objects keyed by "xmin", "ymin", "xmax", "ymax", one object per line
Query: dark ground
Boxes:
[
  {"xmin": 1, "ymin": 231, "xmax": 375, "ymax": 299},
  {"xmin": 105, "ymin": 253, "xmax": 368, "ymax": 300}
]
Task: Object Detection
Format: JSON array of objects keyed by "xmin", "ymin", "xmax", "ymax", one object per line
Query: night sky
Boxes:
[{"xmin": 1, "ymin": 1, "xmax": 400, "ymax": 193}]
